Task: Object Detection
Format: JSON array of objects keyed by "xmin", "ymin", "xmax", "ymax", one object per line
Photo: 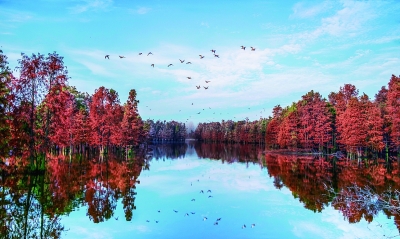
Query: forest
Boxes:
[
  {"xmin": 194, "ymin": 75, "xmax": 400, "ymax": 159},
  {"xmin": 0, "ymin": 51, "xmax": 194, "ymax": 170},
  {"xmin": 0, "ymin": 51, "xmax": 153, "ymax": 170},
  {"xmin": 1, "ymin": 51, "xmax": 400, "ymax": 172}
]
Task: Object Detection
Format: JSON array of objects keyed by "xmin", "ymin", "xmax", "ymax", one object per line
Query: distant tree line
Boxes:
[
  {"xmin": 145, "ymin": 119, "xmax": 186, "ymax": 142},
  {"xmin": 195, "ymin": 75, "xmax": 400, "ymax": 158},
  {"xmin": 194, "ymin": 119, "xmax": 268, "ymax": 144}
]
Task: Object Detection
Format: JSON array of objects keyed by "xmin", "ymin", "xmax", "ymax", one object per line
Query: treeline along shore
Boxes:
[
  {"xmin": 194, "ymin": 76, "xmax": 400, "ymax": 160},
  {"xmin": 0, "ymin": 51, "xmax": 188, "ymax": 170},
  {"xmin": 0, "ymin": 51, "xmax": 399, "ymax": 171}
]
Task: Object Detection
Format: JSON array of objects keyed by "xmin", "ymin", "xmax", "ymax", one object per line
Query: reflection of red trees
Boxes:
[
  {"xmin": 194, "ymin": 142, "xmax": 264, "ymax": 165},
  {"xmin": 264, "ymin": 152, "xmax": 400, "ymax": 229},
  {"xmin": 46, "ymin": 153, "xmax": 143, "ymax": 223},
  {"xmin": 265, "ymin": 154, "xmax": 332, "ymax": 212}
]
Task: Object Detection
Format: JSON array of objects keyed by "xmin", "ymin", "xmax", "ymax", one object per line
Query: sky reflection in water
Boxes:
[{"xmin": 61, "ymin": 144, "xmax": 399, "ymax": 239}]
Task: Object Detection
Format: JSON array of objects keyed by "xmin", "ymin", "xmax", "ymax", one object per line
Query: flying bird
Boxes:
[
  {"xmin": 119, "ymin": 56, "xmax": 125, "ymax": 58},
  {"xmin": 185, "ymin": 213, "xmax": 189, "ymax": 216},
  {"xmin": 217, "ymin": 218, "xmax": 221, "ymax": 221},
  {"xmin": 187, "ymin": 77, "xmax": 191, "ymax": 79},
  {"xmin": 208, "ymin": 195, "xmax": 213, "ymax": 198},
  {"xmin": 251, "ymin": 224, "xmax": 256, "ymax": 228},
  {"xmin": 197, "ymin": 112, "xmax": 201, "ymax": 114},
  {"xmin": 186, "ymin": 62, "xmax": 192, "ymax": 64},
  {"xmin": 214, "ymin": 54, "xmax": 219, "ymax": 58},
  {"xmin": 196, "ymin": 85, "xmax": 201, "ymax": 89},
  {"xmin": 151, "ymin": 64, "xmax": 154, "ymax": 67},
  {"xmin": 214, "ymin": 222, "xmax": 218, "ymax": 225},
  {"xmin": 200, "ymin": 190, "xmax": 204, "ymax": 193},
  {"xmin": 105, "ymin": 55, "xmax": 109, "ymax": 59},
  {"xmin": 203, "ymin": 217, "xmax": 208, "ymax": 221},
  {"xmin": 207, "ymin": 190, "xmax": 211, "ymax": 193},
  {"xmin": 179, "ymin": 59, "xmax": 185, "ymax": 63},
  {"xmin": 168, "ymin": 64, "xmax": 173, "ymax": 67},
  {"xmin": 173, "ymin": 210, "xmax": 178, "ymax": 213},
  {"xmin": 191, "ymin": 199, "xmax": 195, "ymax": 201},
  {"xmin": 251, "ymin": 47, "xmax": 255, "ymax": 51},
  {"xmin": 210, "ymin": 49, "xmax": 216, "ymax": 53},
  {"xmin": 199, "ymin": 55, "xmax": 204, "ymax": 59},
  {"xmin": 147, "ymin": 52, "xmax": 153, "ymax": 56},
  {"xmin": 204, "ymin": 86, "xmax": 209, "ymax": 89},
  {"xmin": 241, "ymin": 46, "xmax": 246, "ymax": 50},
  {"xmin": 139, "ymin": 53, "xmax": 143, "ymax": 55},
  {"xmin": 205, "ymin": 80, "xmax": 210, "ymax": 83},
  {"xmin": 242, "ymin": 224, "xmax": 246, "ymax": 229}
]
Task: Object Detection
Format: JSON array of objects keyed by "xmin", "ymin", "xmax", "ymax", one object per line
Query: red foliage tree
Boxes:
[
  {"xmin": 338, "ymin": 94, "xmax": 370, "ymax": 157},
  {"xmin": 387, "ymin": 75, "xmax": 400, "ymax": 153},
  {"xmin": 298, "ymin": 91, "xmax": 332, "ymax": 151},
  {"xmin": 71, "ymin": 108, "xmax": 90, "ymax": 152},
  {"xmin": 11, "ymin": 52, "xmax": 68, "ymax": 160},
  {"xmin": 118, "ymin": 89, "xmax": 143, "ymax": 147},
  {"xmin": 89, "ymin": 87, "xmax": 122, "ymax": 153},
  {"xmin": 365, "ymin": 102, "xmax": 384, "ymax": 152},
  {"xmin": 328, "ymin": 84, "xmax": 359, "ymax": 150},
  {"xmin": 266, "ymin": 119, "xmax": 280, "ymax": 149},
  {"xmin": 277, "ymin": 110, "xmax": 299, "ymax": 149},
  {"xmin": 266, "ymin": 105, "xmax": 283, "ymax": 149},
  {"xmin": 43, "ymin": 84, "xmax": 75, "ymax": 149},
  {"xmin": 12, "ymin": 53, "xmax": 46, "ymax": 158},
  {"xmin": 0, "ymin": 50, "xmax": 12, "ymax": 156},
  {"xmin": 374, "ymin": 86, "xmax": 390, "ymax": 154}
]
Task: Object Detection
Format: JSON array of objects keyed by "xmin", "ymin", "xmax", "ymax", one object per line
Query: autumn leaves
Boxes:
[
  {"xmin": 0, "ymin": 51, "xmax": 147, "ymax": 161},
  {"xmin": 194, "ymin": 75, "xmax": 400, "ymax": 157}
]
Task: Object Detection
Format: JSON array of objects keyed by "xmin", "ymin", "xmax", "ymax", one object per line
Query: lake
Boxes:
[{"xmin": 1, "ymin": 142, "xmax": 400, "ymax": 239}]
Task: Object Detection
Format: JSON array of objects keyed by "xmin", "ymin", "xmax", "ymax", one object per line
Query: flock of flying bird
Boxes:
[
  {"xmin": 104, "ymin": 46, "xmax": 256, "ymax": 92},
  {"xmin": 104, "ymin": 46, "xmax": 262, "ymax": 123}
]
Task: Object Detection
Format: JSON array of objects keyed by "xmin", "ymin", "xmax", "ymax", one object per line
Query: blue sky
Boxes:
[{"xmin": 1, "ymin": 0, "xmax": 399, "ymax": 125}]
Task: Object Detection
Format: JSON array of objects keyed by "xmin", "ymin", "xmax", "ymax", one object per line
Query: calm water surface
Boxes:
[{"xmin": 2, "ymin": 142, "xmax": 400, "ymax": 239}]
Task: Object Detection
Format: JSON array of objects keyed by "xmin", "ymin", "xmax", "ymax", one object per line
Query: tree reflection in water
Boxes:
[
  {"xmin": 194, "ymin": 142, "xmax": 264, "ymax": 166},
  {"xmin": 264, "ymin": 153, "xmax": 400, "ymax": 233},
  {"xmin": 0, "ymin": 152, "xmax": 145, "ymax": 238},
  {"xmin": 2, "ymin": 143, "xmax": 400, "ymax": 238}
]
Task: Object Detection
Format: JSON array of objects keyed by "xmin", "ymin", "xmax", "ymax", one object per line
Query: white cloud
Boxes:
[
  {"xmin": 292, "ymin": 221, "xmax": 335, "ymax": 238},
  {"xmin": 77, "ymin": 60, "xmax": 116, "ymax": 77},
  {"xmin": 137, "ymin": 7, "xmax": 150, "ymax": 14},
  {"xmin": 318, "ymin": 1, "xmax": 376, "ymax": 37},
  {"xmin": 291, "ymin": 1, "xmax": 332, "ymax": 19},
  {"xmin": 70, "ymin": 0, "xmax": 113, "ymax": 14},
  {"xmin": 200, "ymin": 22, "xmax": 209, "ymax": 28},
  {"xmin": 128, "ymin": 7, "xmax": 151, "ymax": 15},
  {"xmin": 292, "ymin": 1, "xmax": 377, "ymax": 42},
  {"xmin": 69, "ymin": 226, "xmax": 112, "ymax": 239},
  {"xmin": 0, "ymin": 8, "xmax": 33, "ymax": 26}
]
